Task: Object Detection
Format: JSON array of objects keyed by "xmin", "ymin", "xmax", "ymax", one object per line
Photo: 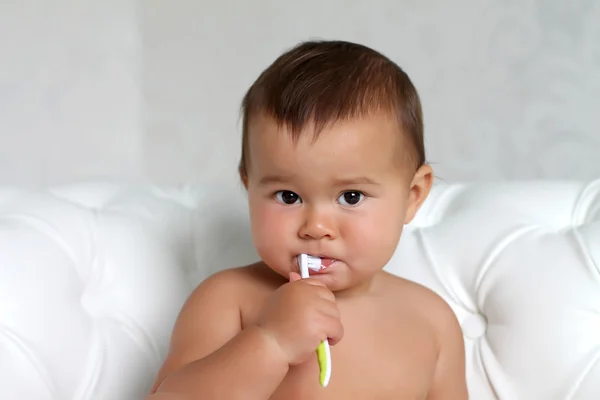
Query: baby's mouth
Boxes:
[
  {"xmin": 295, "ymin": 255, "xmax": 339, "ymax": 273},
  {"xmin": 319, "ymin": 258, "xmax": 337, "ymax": 269},
  {"xmin": 310, "ymin": 257, "xmax": 339, "ymax": 273}
]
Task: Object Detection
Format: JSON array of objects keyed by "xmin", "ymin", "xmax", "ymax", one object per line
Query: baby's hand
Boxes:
[{"xmin": 257, "ymin": 272, "xmax": 343, "ymax": 366}]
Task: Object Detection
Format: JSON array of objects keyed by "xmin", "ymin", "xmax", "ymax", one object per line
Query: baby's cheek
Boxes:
[
  {"xmin": 348, "ymin": 210, "xmax": 402, "ymax": 261},
  {"xmin": 251, "ymin": 207, "xmax": 290, "ymax": 254}
]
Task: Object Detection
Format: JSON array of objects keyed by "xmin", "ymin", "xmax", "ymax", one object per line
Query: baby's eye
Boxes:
[
  {"xmin": 275, "ymin": 190, "xmax": 302, "ymax": 205},
  {"xmin": 337, "ymin": 191, "xmax": 365, "ymax": 206}
]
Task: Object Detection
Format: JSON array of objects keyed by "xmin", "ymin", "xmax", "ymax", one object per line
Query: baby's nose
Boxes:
[{"xmin": 298, "ymin": 208, "xmax": 337, "ymax": 240}]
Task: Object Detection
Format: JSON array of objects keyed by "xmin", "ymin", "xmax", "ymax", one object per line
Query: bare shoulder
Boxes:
[
  {"xmin": 188, "ymin": 262, "xmax": 271, "ymax": 296},
  {"xmin": 379, "ymin": 272, "xmax": 459, "ymax": 330},
  {"xmin": 378, "ymin": 272, "xmax": 468, "ymax": 398},
  {"xmin": 177, "ymin": 263, "xmax": 266, "ymax": 321},
  {"xmin": 150, "ymin": 263, "xmax": 271, "ymax": 392}
]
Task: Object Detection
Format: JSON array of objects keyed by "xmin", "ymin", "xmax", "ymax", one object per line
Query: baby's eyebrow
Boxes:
[
  {"xmin": 332, "ymin": 177, "xmax": 380, "ymax": 186},
  {"xmin": 258, "ymin": 175, "xmax": 380, "ymax": 186},
  {"xmin": 259, "ymin": 174, "xmax": 295, "ymax": 185}
]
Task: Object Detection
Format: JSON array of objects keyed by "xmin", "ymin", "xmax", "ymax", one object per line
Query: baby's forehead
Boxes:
[
  {"xmin": 253, "ymin": 112, "xmax": 407, "ymax": 150},
  {"xmin": 248, "ymin": 113, "xmax": 411, "ymax": 176}
]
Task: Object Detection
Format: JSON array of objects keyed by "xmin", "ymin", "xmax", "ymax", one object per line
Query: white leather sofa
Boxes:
[{"xmin": 1, "ymin": 180, "xmax": 599, "ymax": 399}]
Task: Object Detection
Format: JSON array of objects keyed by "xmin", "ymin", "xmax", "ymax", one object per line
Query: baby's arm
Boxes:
[
  {"xmin": 148, "ymin": 270, "xmax": 289, "ymax": 399},
  {"xmin": 426, "ymin": 297, "xmax": 469, "ymax": 399}
]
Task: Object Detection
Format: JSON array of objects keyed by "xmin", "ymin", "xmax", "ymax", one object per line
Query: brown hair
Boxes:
[{"xmin": 239, "ymin": 40, "xmax": 425, "ymax": 179}]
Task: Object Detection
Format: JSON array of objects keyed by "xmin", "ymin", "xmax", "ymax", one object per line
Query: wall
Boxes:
[
  {"xmin": 1, "ymin": 0, "xmax": 599, "ymax": 186},
  {"xmin": 0, "ymin": 1, "xmax": 141, "ymax": 186}
]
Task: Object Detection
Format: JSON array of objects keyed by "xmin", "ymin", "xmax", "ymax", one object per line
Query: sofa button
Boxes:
[{"xmin": 462, "ymin": 313, "xmax": 487, "ymax": 339}]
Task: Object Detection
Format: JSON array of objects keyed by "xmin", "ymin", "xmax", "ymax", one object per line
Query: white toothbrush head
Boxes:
[
  {"xmin": 306, "ymin": 255, "xmax": 322, "ymax": 272},
  {"xmin": 297, "ymin": 254, "xmax": 321, "ymax": 278}
]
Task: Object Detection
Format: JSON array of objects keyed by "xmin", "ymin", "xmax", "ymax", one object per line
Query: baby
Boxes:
[{"xmin": 148, "ymin": 40, "xmax": 468, "ymax": 399}]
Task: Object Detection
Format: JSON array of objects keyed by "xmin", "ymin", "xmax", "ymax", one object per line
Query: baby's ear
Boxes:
[
  {"xmin": 404, "ymin": 164, "xmax": 433, "ymax": 224},
  {"xmin": 239, "ymin": 166, "xmax": 249, "ymax": 189}
]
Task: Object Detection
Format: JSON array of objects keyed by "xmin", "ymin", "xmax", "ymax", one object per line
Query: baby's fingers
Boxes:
[
  {"xmin": 325, "ymin": 317, "xmax": 344, "ymax": 346},
  {"xmin": 288, "ymin": 272, "xmax": 302, "ymax": 282},
  {"xmin": 300, "ymin": 277, "xmax": 328, "ymax": 287}
]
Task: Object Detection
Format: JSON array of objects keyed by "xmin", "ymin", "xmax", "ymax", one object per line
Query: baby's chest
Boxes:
[{"xmin": 270, "ymin": 323, "xmax": 437, "ymax": 400}]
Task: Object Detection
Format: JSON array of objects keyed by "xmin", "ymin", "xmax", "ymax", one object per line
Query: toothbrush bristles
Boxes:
[
  {"xmin": 298, "ymin": 254, "xmax": 322, "ymax": 277},
  {"xmin": 306, "ymin": 255, "xmax": 322, "ymax": 272}
]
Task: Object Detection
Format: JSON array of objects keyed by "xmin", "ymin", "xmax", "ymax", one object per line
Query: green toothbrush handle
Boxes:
[{"xmin": 316, "ymin": 338, "xmax": 331, "ymax": 387}]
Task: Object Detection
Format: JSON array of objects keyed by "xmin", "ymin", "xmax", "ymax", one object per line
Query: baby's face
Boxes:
[{"xmin": 244, "ymin": 113, "xmax": 431, "ymax": 295}]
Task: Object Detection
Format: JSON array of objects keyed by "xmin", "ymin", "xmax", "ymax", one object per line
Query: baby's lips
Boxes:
[{"xmin": 320, "ymin": 258, "xmax": 337, "ymax": 268}]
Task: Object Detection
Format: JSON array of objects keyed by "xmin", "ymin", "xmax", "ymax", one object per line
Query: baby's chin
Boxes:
[
  {"xmin": 323, "ymin": 274, "xmax": 377, "ymax": 296},
  {"xmin": 311, "ymin": 263, "xmax": 383, "ymax": 295}
]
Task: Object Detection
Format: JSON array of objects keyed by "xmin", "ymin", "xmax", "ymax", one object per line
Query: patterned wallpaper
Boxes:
[{"xmin": 1, "ymin": 0, "xmax": 599, "ymax": 186}]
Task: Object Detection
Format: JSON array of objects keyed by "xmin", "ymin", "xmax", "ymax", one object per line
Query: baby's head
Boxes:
[{"xmin": 239, "ymin": 40, "xmax": 432, "ymax": 295}]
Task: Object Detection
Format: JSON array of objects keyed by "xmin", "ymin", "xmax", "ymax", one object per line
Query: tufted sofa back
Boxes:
[{"xmin": 1, "ymin": 180, "xmax": 599, "ymax": 399}]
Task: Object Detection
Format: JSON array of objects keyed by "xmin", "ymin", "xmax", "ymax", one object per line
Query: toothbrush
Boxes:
[{"xmin": 297, "ymin": 253, "xmax": 332, "ymax": 387}]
